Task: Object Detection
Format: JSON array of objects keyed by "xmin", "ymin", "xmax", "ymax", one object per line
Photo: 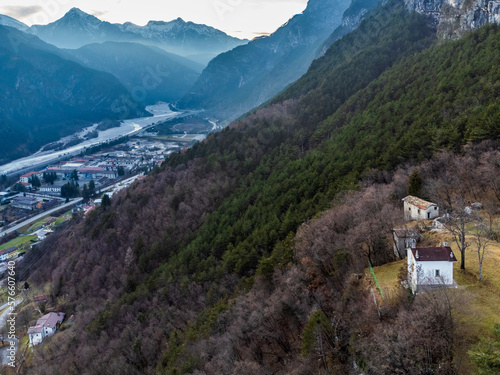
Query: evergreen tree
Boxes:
[
  {"xmin": 101, "ymin": 194, "xmax": 111, "ymax": 210},
  {"xmin": 43, "ymin": 172, "xmax": 57, "ymax": 185},
  {"xmin": 89, "ymin": 180, "xmax": 96, "ymax": 196},
  {"xmin": 469, "ymin": 324, "xmax": 500, "ymax": 374},
  {"xmin": 61, "ymin": 181, "xmax": 79, "ymax": 198},
  {"xmin": 13, "ymin": 183, "xmax": 26, "ymax": 192},
  {"xmin": 408, "ymin": 169, "xmax": 423, "ymax": 197},
  {"xmin": 82, "ymin": 184, "xmax": 90, "ymax": 200},
  {"xmin": 29, "ymin": 175, "xmax": 41, "ymax": 188}
]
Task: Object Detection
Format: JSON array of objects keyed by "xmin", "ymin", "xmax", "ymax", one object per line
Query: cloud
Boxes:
[
  {"xmin": 0, "ymin": 5, "xmax": 43, "ymax": 19},
  {"xmin": 91, "ymin": 10, "xmax": 108, "ymax": 18}
]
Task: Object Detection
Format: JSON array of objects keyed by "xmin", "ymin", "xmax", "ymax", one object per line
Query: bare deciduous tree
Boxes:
[
  {"xmin": 472, "ymin": 221, "xmax": 491, "ymax": 282},
  {"xmin": 444, "ymin": 196, "xmax": 472, "ymax": 270}
]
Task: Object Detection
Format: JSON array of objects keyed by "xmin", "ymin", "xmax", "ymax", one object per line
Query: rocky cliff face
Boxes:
[
  {"xmin": 405, "ymin": 0, "xmax": 500, "ymax": 38},
  {"xmin": 317, "ymin": 0, "xmax": 382, "ymax": 57},
  {"xmin": 176, "ymin": 0, "xmax": 351, "ymax": 123}
]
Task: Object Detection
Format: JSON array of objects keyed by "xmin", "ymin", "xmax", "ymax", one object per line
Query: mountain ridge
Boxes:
[
  {"xmin": 27, "ymin": 8, "xmax": 248, "ymax": 65},
  {"xmin": 175, "ymin": 0, "xmax": 352, "ymax": 123},
  {"xmin": 0, "ymin": 13, "xmax": 29, "ymax": 31},
  {"xmin": 65, "ymin": 41, "xmax": 202, "ymax": 104}
]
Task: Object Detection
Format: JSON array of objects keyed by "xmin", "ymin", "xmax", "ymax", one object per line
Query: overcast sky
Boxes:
[{"xmin": 0, "ymin": 0, "xmax": 309, "ymax": 39}]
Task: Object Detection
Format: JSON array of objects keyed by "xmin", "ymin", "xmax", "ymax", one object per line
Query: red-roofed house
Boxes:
[
  {"xmin": 407, "ymin": 245, "xmax": 458, "ymax": 293},
  {"xmin": 20, "ymin": 171, "xmax": 39, "ymax": 183},
  {"xmin": 19, "ymin": 181, "xmax": 32, "ymax": 189},
  {"xmin": 34, "ymin": 294, "xmax": 49, "ymax": 304},
  {"xmin": 403, "ymin": 195, "xmax": 439, "ymax": 221}
]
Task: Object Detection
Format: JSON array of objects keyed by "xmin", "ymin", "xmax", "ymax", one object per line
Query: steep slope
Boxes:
[
  {"xmin": 65, "ymin": 42, "xmax": 202, "ymax": 105},
  {"xmin": 0, "ymin": 14, "xmax": 28, "ymax": 31},
  {"xmin": 405, "ymin": 0, "xmax": 500, "ymax": 38},
  {"xmin": 175, "ymin": 0, "xmax": 352, "ymax": 122},
  {"xmin": 18, "ymin": 2, "xmax": 456, "ymax": 373},
  {"xmin": 28, "ymin": 8, "xmax": 247, "ymax": 65},
  {"xmin": 17, "ymin": 0, "xmax": 500, "ymax": 373},
  {"xmin": 317, "ymin": 0, "xmax": 382, "ymax": 56},
  {"xmin": 0, "ymin": 26, "xmax": 147, "ymax": 163}
]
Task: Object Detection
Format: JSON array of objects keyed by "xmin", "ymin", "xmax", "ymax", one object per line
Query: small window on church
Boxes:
[{"xmin": 435, "ymin": 270, "xmax": 440, "ymax": 277}]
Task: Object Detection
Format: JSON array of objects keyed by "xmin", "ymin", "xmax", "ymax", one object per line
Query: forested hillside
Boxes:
[
  {"xmin": 0, "ymin": 25, "xmax": 147, "ymax": 163},
  {"xmin": 17, "ymin": 1, "xmax": 500, "ymax": 374}
]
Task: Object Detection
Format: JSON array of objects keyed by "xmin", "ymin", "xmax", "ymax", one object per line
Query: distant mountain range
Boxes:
[
  {"xmin": 27, "ymin": 8, "xmax": 248, "ymax": 65},
  {"xmin": 175, "ymin": 0, "xmax": 353, "ymax": 123},
  {"xmin": 0, "ymin": 25, "xmax": 147, "ymax": 164},
  {"xmin": 65, "ymin": 41, "xmax": 203, "ymax": 105}
]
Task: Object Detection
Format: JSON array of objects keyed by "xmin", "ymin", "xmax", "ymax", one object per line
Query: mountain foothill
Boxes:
[{"xmin": 2, "ymin": 0, "xmax": 500, "ymax": 373}]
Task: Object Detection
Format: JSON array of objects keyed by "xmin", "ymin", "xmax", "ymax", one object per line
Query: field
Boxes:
[
  {"xmin": 0, "ymin": 235, "xmax": 37, "ymax": 251},
  {"xmin": 370, "ymin": 228, "xmax": 500, "ymax": 374}
]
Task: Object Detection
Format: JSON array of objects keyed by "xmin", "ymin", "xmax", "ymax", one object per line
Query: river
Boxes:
[{"xmin": 0, "ymin": 103, "xmax": 184, "ymax": 177}]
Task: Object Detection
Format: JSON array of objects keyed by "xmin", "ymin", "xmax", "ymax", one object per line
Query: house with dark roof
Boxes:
[
  {"xmin": 11, "ymin": 196, "xmax": 38, "ymax": 210},
  {"xmin": 403, "ymin": 195, "xmax": 439, "ymax": 221},
  {"xmin": 28, "ymin": 312, "xmax": 65, "ymax": 346},
  {"xmin": 407, "ymin": 245, "xmax": 458, "ymax": 293}
]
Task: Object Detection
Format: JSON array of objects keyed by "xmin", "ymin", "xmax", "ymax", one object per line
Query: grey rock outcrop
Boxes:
[{"xmin": 405, "ymin": 0, "xmax": 500, "ymax": 38}]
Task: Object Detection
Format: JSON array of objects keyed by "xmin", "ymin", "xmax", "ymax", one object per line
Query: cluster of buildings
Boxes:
[
  {"xmin": 394, "ymin": 195, "xmax": 458, "ymax": 294},
  {"xmin": 16, "ymin": 156, "xmax": 136, "ymax": 197},
  {"xmin": 16, "ymin": 143, "xmax": 167, "ymax": 198},
  {"xmin": 0, "ymin": 246, "xmax": 19, "ymax": 262},
  {"xmin": 9, "ymin": 196, "xmax": 60, "ymax": 211}
]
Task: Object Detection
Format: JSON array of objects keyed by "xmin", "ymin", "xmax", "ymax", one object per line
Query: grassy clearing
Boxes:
[
  {"xmin": 371, "ymin": 229, "xmax": 500, "ymax": 375},
  {"xmin": 368, "ymin": 259, "xmax": 405, "ymax": 299},
  {"xmin": 451, "ymin": 238, "xmax": 500, "ymax": 333},
  {"xmin": 0, "ymin": 235, "xmax": 37, "ymax": 251},
  {"xmin": 371, "ymin": 234, "xmax": 500, "ymax": 333},
  {"xmin": 55, "ymin": 212, "xmax": 71, "ymax": 226},
  {"xmin": 0, "ymin": 289, "xmax": 6, "ymax": 304},
  {"xmin": 16, "ymin": 210, "xmax": 71, "ymax": 234},
  {"xmin": 26, "ymin": 217, "xmax": 56, "ymax": 233}
]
